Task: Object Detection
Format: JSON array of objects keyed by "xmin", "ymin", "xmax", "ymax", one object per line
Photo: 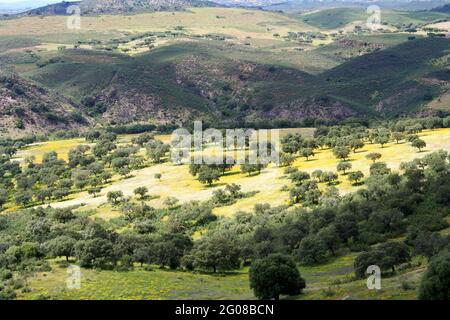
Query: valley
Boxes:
[
  {"xmin": 0, "ymin": 1, "xmax": 450, "ymax": 302},
  {"xmin": 0, "ymin": 6, "xmax": 449, "ymax": 135}
]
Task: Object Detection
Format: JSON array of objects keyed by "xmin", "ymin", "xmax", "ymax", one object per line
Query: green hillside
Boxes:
[
  {"xmin": 17, "ymin": 0, "xmax": 219, "ymax": 16},
  {"xmin": 0, "ymin": 72, "xmax": 90, "ymax": 137},
  {"xmin": 23, "ymin": 37, "xmax": 450, "ymax": 126},
  {"xmin": 299, "ymin": 7, "xmax": 450, "ymax": 29},
  {"xmin": 0, "ymin": 7, "xmax": 449, "ymax": 132},
  {"xmin": 300, "ymin": 8, "xmax": 368, "ymax": 29},
  {"xmin": 318, "ymin": 37, "xmax": 450, "ymax": 115}
]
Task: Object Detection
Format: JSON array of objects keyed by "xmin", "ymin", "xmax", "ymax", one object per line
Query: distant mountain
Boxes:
[
  {"xmin": 12, "ymin": 0, "xmax": 450, "ymax": 16},
  {"xmin": 262, "ymin": 0, "xmax": 450, "ymax": 12},
  {"xmin": 431, "ymin": 3, "xmax": 450, "ymax": 12},
  {"xmin": 24, "ymin": 38, "xmax": 449, "ymax": 128},
  {"xmin": 20, "ymin": 0, "xmax": 220, "ymax": 16},
  {"xmin": 0, "ymin": 1, "xmax": 65, "ymax": 14},
  {"xmin": 22, "ymin": 1, "xmax": 80, "ymax": 16},
  {"xmin": 211, "ymin": 0, "xmax": 282, "ymax": 6}
]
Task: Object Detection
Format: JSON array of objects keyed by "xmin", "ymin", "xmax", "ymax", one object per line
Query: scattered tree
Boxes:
[
  {"xmin": 198, "ymin": 166, "xmax": 221, "ymax": 186},
  {"xmin": 107, "ymin": 191, "xmax": 124, "ymax": 205},
  {"xmin": 337, "ymin": 161, "xmax": 352, "ymax": 175},
  {"xmin": 348, "ymin": 171, "xmax": 364, "ymax": 185},
  {"xmin": 300, "ymin": 148, "xmax": 314, "ymax": 161},
  {"xmin": 411, "ymin": 138, "xmax": 426, "ymax": 152},
  {"xmin": 332, "ymin": 146, "xmax": 351, "ymax": 161},
  {"xmin": 45, "ymin": 236, "xmax": 76, "ymax": 261},
  {"xmin": 249, "ymin": 254, "xmax": 306, "ymax": 300},
  {"xmin": 366, "ymin": 152, "xmax": 382, "ymax": 163},
  {"xmin": 134, "ymin": 186, "xmax": 148, "ymax": 199}
]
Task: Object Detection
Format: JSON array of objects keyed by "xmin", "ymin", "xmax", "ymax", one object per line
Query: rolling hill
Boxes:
[
  {"xmin": 299, "ymin": 7, "xmax": 450, "ymax": 29},
  {"xmin": 25, "ymin": 44, "xmax": 327, "ymax": 126},
  {"xmin": 263, "ymin": 1, "xmax": 450, "ymax": 13},
  {"xmin": 19, "ymin": 0, "xmax": 219, "ymax": 16},
  {"xmin": 431, "ymin": 3, "xmax": 450, "ymax": 13},
  {"xmin": 0, "ymin": 72, "xmax": 91, "ymax": 136},
  {"xmin": 22, "ymin": 37, "xmax": 449, "ymax": 127},
  {"xmin": 0, "ymin": 6, "xmax": 449, "ymax": 133},
  {"xmin": 319, "ymin": 37, "xmax": 450, "ymax": 116}
]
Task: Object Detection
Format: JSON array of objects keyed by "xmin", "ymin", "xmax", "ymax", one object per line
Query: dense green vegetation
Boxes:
[
  {"xmin": 1, "ymin": 116, "xmax": 450, "ymax": 300},
  {"xmin": 12, "ymin": 37, "xmax": 446, "ymax": 129}
]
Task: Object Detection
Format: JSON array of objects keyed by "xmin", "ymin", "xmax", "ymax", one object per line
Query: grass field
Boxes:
[
  {"xmin": 17, "ymin": 251, "xmax": 425, "ymax": 300},
  {"xmin": 0, "ymin": 8, "xmax": 315, "ymax": 46},
  {"xmin": 425, "ymin": 20, "xmax": 450, "ymax": 32},
  {"xmin": 14, "ymin": 128, "xmax": 450, "ymax": 219},
  {"xmin": 299, "ymin": 8, "xmax": 449, "ymax": 30},
  {"xmin": 14, "ymin": 138, "xmax": 88, "ymax": 163}
]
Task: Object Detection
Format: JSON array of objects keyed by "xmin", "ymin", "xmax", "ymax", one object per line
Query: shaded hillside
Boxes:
[
  {"xmin": 26, "ymin": 43, "xmax": 360, "ymax": 126},
  {"xmin": 319, "ymin": 37, "xmax": 450, "ymax": 116},
  {"xmin": 431, "ymin": 3, "xmax": 450, "ymax": 13},
  {"xmin": 26, "ymin": 47, "xmax": 216, "ymax": 125},
  {"xmin": 21, "ymin": 0, "xmax": 219, "ymax": 16},
  {"xmin": 23, "ymin": 38, "xmax": 450, "ymax": 126},
  {"xmin": 0, "ymin": 72, "xmax": 91, "ymax": 137},
  {"xmin": 22, "ymin": 1, "xmax": 81, "ymax": 16}
]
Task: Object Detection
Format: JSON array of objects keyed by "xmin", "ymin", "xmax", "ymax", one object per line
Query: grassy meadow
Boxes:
[
  {"xmin": 18, "ymin": 251, "xmax": 425, "ymax": 300},
  {"xmin": 12, "ymin": 128, "xmax": 450, "ymax": 221},
  {"xmin": 298, "ymin": 7, "xmax": 449, "ymax": 30},
  {"xmin": 0, "ymin": 8, "xmax": 316, "ymax": 49},
  {"xmin": 2, "ymin": 6, "xmax": 445, "ymax": 75}
]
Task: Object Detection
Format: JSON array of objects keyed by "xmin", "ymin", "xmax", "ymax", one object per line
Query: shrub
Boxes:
[
  {"xmin": 418, "ymin": 252, "xmax": 450, "ymax": 300},
  {"xmin": 249, "ymin": 254, "xmax": 305, "ymax": 300}
]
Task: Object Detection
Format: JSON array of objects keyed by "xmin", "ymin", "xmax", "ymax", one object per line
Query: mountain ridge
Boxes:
[
  {"xmin": 16, "ymin": 0, "xmax": 221, "ymax": 16},
  {"xmin": 21, "ymin": 37, "xmax": 449, "ymax": 128}
]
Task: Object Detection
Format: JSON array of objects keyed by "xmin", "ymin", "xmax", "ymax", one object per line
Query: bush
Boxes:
[
  {"xmin": 0, "ymin": 269, "xmax": 12, "ymax": 281},
  {"xmin": 418, "ymin": 251, "xmax": 450, "ymax": 300},
  {"xmin": 296, "ymin": 235, "xmax": 328, "ymax": 265},
  {"xmin": 249, "ymin": 254, "xmax": 305, "ymax": 300}
]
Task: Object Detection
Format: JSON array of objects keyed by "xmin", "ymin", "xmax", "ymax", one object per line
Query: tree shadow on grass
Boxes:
[
  {"xmin": 221, "ymin": 171, "xmax": 241, "ymax": 177},
  {"xmin": 204, "ymin": 182, "xmax": 228, "ymax": 188},
  {"xmin": 189, "ymin": 270, "xmax": 243, "ymax": 277}
]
